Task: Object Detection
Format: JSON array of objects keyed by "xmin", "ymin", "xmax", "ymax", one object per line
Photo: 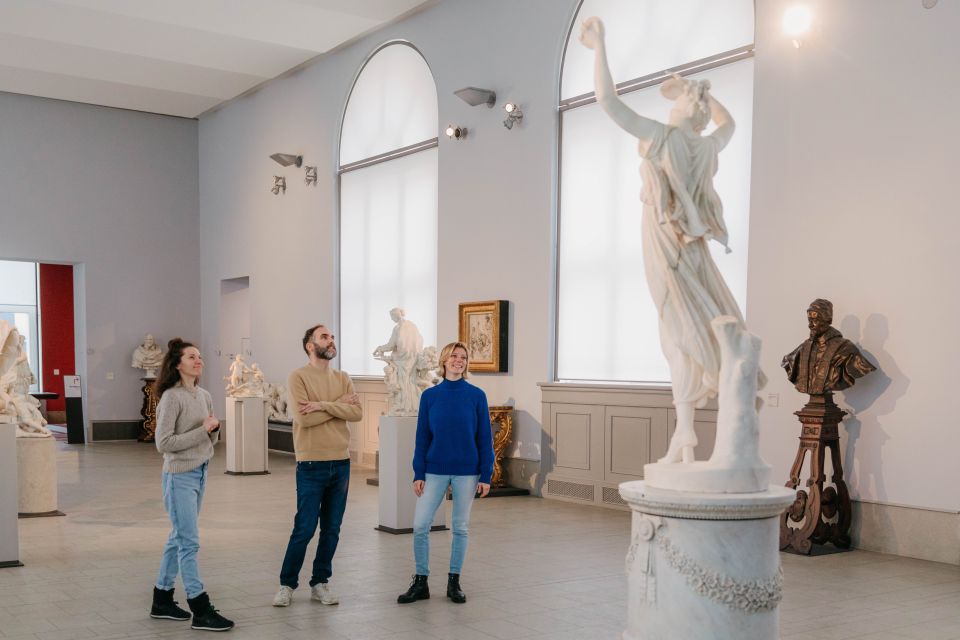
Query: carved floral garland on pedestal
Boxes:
[{"xmin": 656, "ymin": 534, "xmax": 784, "ymax": 613}]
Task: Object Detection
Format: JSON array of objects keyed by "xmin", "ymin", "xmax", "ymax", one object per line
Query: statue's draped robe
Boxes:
[
  {"xmin": 781, "ymin": 327, "xmax": 876, "ymax": 395},
  {"xmin": 639, "ymin": 123, "xmax": 755, "ymax": 408}
]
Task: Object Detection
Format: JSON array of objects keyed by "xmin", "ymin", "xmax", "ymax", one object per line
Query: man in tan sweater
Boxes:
[{"xmin": 273, "ymin": 324, "xmax": 362, "ymax": 607}]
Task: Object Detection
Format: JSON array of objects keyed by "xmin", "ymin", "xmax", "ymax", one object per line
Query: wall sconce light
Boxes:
[
  {"xmin": 503, "ymin": 102, "xmax": 524, "ymax": 130},
  {"xmin": 445, "ymin": 124, "xmax": 468, "ymax": 140},
  {"xmin": 270, "ymin": 153, "xmax": 303, "ymax": 167},
  {"xmin": 271, "ymin": 176, "xmax": 286, "ymax": 195},
  {"xmin": 454, "ymin": 87, "xmax": 496, "ymax": 108},
  {"xmin": 304, "ymin": 166, "xmax": 317, "ymax": 186},
  {"xmin": 782, "ymin": 5, "xmax": 813, "ymax": 48}
]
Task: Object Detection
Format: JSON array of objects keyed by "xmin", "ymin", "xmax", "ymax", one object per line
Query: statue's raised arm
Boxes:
[{"xmin": 580, "ymin": 17, "xmax": 663, "ymax": 147}]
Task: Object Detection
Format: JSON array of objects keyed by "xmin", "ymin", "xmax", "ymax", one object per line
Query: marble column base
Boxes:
[
  {"xmin": 619, "ymin": 482, "xmax": 794, "ymax": 640},
  {"xmin": 643, "ymin": 460, "xmax": 771, "ymax": 493},
  {"xmin": 225, "ymin": 396, "xmax": 269, "ymax": 475},
  {"xmin": 17, "ymin": 434, "xmax": 60, "ymax": 516},
  {"xmin": 377, "ymin": 416, "xmax": 446, "ymax": 534}
]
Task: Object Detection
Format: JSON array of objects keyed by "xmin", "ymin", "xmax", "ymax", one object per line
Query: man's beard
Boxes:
[{"xmin": 318, "ymin": 346, "xmax": 337, "ymax": 360}]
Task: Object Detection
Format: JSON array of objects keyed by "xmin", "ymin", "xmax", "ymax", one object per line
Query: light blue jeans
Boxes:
[
  {"xmin": 413, "ymin": 474, "xmax": 479, "ymax": 576},
  {"xmin": 156, "ymin": 462, "xmax": 207, "ymax": 599}
]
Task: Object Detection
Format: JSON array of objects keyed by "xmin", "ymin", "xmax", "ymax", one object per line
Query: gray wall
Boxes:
[
  {"xmin": 198, "ymin": 0, "xmax": 959, "ymax": 512},
  {"xmin": 0, "ymin": 92, "xmax": 200, "ymax": 426}
]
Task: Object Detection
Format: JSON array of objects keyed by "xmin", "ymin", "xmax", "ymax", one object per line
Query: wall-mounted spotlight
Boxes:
[
  {"xmin": 503, "ymin": 102, "xmax": 524, "ymax": 130},
  {"xmin": 454, "ymin": 87, "xmax": 496, "ymax": 108},
  {"xmin": 304, "ymin": 166, "xmax": 317, "ymax": 186},
  {"xmin": 782, "ymin": 5, "xmax": 813, "ymax": 48},
  {"xmin": 445, "ymin": 124, "xmax": 468, "ymax": 141},
  {"xmin": 271, "ymin": 176, "xmax": 286, "ymax": 195},
  {"xmin": 270, "ymin": 153, "xmax": 303, "ymax": 167}
]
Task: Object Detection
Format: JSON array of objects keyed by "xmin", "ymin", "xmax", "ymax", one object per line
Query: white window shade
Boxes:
[
  {"xmin": 557, "ymin": 59, "xmax": 754, "ymax": 382},
  {"xmin": 561, "ymin": 0, "xmax": 754, "ymax": 100},
  {"xmin": 340, "ymin": 148, "xmax": 438, "ymax": 377},
  {"xmin": 339, "ymin": 43, "xmax": 438, "ymax": 165},
  {"xmin": 0, "ymin": 260, "xmax": 38, "ymax": 306}
]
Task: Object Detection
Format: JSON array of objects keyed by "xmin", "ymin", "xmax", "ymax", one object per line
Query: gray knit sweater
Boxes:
[{"xmin": 155, "ymin": 383, "xmax": 219, "ymax": 473}]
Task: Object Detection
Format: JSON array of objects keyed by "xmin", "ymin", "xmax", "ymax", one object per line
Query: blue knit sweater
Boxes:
[{"xmin": 413, "ymin": 378, "xmax": 494, "ymax": 484}]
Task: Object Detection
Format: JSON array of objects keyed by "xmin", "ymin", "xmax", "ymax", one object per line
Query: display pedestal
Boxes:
[
  {"xmin": 780, "ymin": 394, "xmax": 852, "ymax": 555},
  {"xmin": 377, "ymin": 416, "xmax": 446, "ymax": 534},
  {"xmin": 138, "ymin": 378, "xmax": 159, "ymax": 442},
  {"xmin": 619, "ymin": 482, "xmax": 794, "ymax": 640},
  {"xmin": 225, "ymin": 396, "xmax": 269, "ymax": 475},
  {"xmin": 17, "ymin": 435, "xmax": 64, "ymax": 517},
  {"xmin": 0, "ymin": 419, "xmax": 22, "ymax": 567}
]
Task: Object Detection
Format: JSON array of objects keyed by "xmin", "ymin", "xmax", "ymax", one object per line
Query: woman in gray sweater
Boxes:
[{"xmin": 149, "ymin": 338, "xmax": 234, "ymax": 632}]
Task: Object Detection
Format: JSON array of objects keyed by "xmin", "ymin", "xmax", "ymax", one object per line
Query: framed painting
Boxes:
[{"xmin": 457, "ymin": 300, "xmax": 508, "ymax": 373}]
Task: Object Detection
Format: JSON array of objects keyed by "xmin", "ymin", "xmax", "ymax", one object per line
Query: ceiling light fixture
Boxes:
[
  {"xmin": 503, "ymin": 102, "xmax": 524, "ymax": 130},
  {"xmin": 782, "ymin": 5, "xmax": 813, "ymax": 48},
  {"xmin": 270, "ymin": 153, "xmax": 303, "ymax": 168},
  {"xmin": 454, "ymin": 87, "xmax": 496, "ymax": 108}
]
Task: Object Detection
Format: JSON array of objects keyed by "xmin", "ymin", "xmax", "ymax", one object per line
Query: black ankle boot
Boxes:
[
  {"xmin": 150, "ymin": 587, "xmax": 191, "ymax": 621},
  {"xmin": 446, "ymin": 573, "xmax": 466, "ymax": 603},
  {"xmin": 187, "ymin": 592, "xmax": 234, "ymax": 632},
  {"xmin": 397, "ymin": 575, "xmax": 430, "ymax": 604}
]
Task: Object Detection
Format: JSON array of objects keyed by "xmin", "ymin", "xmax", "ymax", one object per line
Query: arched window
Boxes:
[
  {"xmin": 556, "ymin": 0, "xmax": 755, "ymax": 382},
  {"xmin": 339, "ymin": 42, "xmax": 438, "ymax": 376}
]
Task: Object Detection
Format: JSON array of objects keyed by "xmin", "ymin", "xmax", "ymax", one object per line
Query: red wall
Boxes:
[{"xmin": 38, "ymin": 264, "xmax": 75, "ymax": 412}]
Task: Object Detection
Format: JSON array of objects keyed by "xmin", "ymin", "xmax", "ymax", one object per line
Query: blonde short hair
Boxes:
[{"xmin": 437, "ymin": 341, "xmax": 470, "ymax": 379}]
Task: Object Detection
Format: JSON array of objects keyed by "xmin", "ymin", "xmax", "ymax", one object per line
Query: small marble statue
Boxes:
[
  {"xmin": 0, "ymin": 321, "xmax": 51, "ymax": 437},
  {"xmin": 373, "ymin": 308, "xmax": 426, "ymax": 416},
  {"xmin": 132, "ymin": 334, "xmax": 165, "ymax": 378},
  {"xmin": 224, "ymin": 354, "xmax": 266, "ymax": 397},
  {"xmin": 264, "ymin": 383, "xmax": 292, "ymax": 422},
  {"xmin": 416, "ymin": 346, "xmax": 441, "ymax": 392},
  {"xmin": 781, "ymin": 299, "xmax": 876, "ymax": 395},
  {"xmin": 581, "ymin": 17, "xmax": 763, "ymax": 464}
]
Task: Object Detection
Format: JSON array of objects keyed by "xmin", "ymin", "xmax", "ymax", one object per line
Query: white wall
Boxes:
[
  {"xmin": 0, "ymin": 92, "xmax": 200, "ymax": 424},
  {"xmin": 749, "ymin": 0, "xmax": 960, "ymax": 511},
  {"xmin": 198, "ymin": 0, "xmax": 576, "ymax": 452},
  {"xmin": 198, "ymin": 0, "xmax": 960, "ymax": 513}
]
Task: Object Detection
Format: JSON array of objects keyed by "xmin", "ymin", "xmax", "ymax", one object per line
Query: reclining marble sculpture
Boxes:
[{"xmin": 0, "ymin": 321, "xmax": 51, "ymax": 438}]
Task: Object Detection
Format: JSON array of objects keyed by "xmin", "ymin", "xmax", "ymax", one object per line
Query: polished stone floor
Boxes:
[{"xmin": 1, "ymin": 442, "xmax": 959, "ymax": 639}]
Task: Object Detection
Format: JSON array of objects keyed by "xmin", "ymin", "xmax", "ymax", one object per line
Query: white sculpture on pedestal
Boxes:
[
  {"xmin": 581, "ymin": 16, "xmax": 764, "ymax": 466},
  {"xmin": 132, "ymin": 334, "xmax": 165, "ymax": 379},
  {"xmin": 373, "ymin": 308, "xmax": 438, "ymax": 416},
  {"xmin": 224, "ymin": 354, "xmax": 266, "ymax": 397},
  {"xmin": 0, "ymin": 321, "xmax": 51, "ymax": 438}
]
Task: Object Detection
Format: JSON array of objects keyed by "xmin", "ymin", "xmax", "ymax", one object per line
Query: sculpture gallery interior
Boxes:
[{"xmin": 0, "ymin": 1, "xmax": 957, "ymax": 638}]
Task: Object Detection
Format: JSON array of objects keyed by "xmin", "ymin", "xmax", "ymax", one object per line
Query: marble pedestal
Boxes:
[
  {"xmin": 619, "ymin": 482, "xmax": 794, "ymax": 640},
  {"xmin": 225, "ymin": 396, "xmax": 269, "ymax": 475},
  {"xmin": 0, "ymin": 419, "xmax": 22, "ymax": 567},
  {"xmin": 377, "ymin": 416, "xmax": 446, "ymax": 534},
  {"xmin": 17, "ymin": 435, "xmax": 62, "ymax": 516}
]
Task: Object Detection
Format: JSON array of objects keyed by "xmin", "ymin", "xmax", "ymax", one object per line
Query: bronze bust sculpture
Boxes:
[
  {"xmin": 781, "ymin": 299, "xmax": 875, "ymax": 395},
  {"xmin": 779, "ymin": 298, "xmax": 877, "ymax": 555}
]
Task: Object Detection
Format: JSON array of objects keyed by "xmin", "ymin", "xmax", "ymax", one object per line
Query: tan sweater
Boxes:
[{"xmin": 287, "ymin": 364, "xmax": 363, "ymax": 461}]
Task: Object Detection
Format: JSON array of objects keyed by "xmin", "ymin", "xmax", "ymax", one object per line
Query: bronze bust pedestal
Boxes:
[{"xmin": 779, "ymin": 299, "xmax": 876, "ymax": 555}]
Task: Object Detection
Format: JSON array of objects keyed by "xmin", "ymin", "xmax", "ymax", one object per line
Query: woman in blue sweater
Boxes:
[{"xmin": 397, "ymin": 341, "xmax": 494, "ymax": 605}]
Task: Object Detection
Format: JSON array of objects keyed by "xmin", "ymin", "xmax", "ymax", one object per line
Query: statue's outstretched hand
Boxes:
[{"xmin": 579, "ymin": 16, "xmax": 605, "ymax": 50}]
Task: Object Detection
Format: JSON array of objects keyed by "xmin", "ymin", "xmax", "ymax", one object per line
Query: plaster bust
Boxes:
[{"xmin": 132, "ymin": 333, "xmax": 164, "ymax": 377}]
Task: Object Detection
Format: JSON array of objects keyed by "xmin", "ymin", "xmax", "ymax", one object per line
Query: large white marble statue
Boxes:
[
  {"xmin": 224, "ymin": 354, "xmax": 266, "ymax": 397},
  {"xmin": 131, "ymin": 333, "xmax": 164, "ymax": 378},
  {"xmin": 373, "ymin": 308, "xmax": 429, "ymax": 416},
  {"xmin": 13, "ymin": 335, "xmax": 35, "ymax": 395},
  {"xmin": 581, "ymin": 17, "xmax": 764, "ymax": 466},
  {"xmin": 0, "ymin": 321, "xmax": 51, "ymax": 438}
]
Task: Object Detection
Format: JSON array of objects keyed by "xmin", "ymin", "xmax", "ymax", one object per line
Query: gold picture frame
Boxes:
[{"xmin": 458, "ymin": 300, "xmax": 508, "ymax": 373}]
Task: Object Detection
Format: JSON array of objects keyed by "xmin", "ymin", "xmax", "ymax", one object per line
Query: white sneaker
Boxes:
[
  {"xmin": 311, "ymin": 582, "xmax": 339, "ymax": 605},
  {"xmin": 272, "ymin": 585, "xmax": 293, "ymax": 607}
]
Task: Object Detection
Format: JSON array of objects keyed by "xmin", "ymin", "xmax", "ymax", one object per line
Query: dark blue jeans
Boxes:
[{"xmin": 279, "ymin": 459, "xmax": 350, "ymax": 589}]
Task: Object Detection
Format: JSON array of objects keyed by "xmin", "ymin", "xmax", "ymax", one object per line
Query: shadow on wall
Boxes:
[{"xmin": 837, "ymin": 313, "xmax": 909, "ymax": 548}]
